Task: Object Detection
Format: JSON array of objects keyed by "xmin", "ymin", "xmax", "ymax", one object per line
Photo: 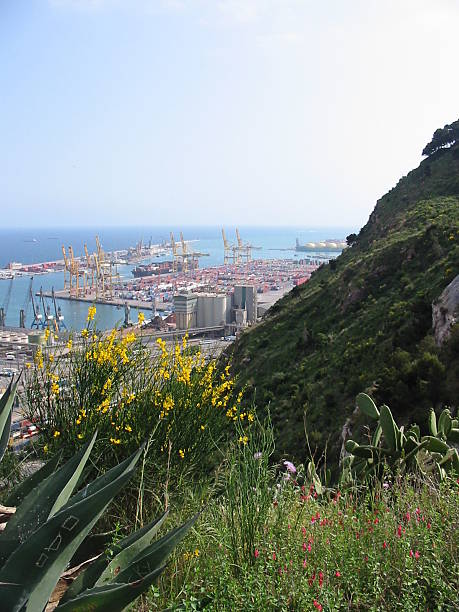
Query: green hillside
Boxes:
[{"xmin": 229, "ymin": 124, "xmax": 459, "ymax": 469}]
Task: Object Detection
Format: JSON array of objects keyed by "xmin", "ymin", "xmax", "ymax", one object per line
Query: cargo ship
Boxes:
[
  {"xmin": 132, "ymin": 261, "xmax": 174, "ymax": 277},
  {"xmin": 295, "ymin": 238, "xmax": 346, "ymax": 252}
]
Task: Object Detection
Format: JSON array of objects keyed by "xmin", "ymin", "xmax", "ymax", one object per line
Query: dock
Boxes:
[{"xmin": 41, "ymin": 290, "xmax": 154, "ymax": 311}]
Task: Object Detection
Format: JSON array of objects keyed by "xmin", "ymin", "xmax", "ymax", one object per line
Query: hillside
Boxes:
[{"xmin": 228, "ymin": 126, "xmax": 459, "ymax": 469}]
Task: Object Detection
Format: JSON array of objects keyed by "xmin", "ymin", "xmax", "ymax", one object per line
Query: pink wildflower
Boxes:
[{"xmin": 254, "ymin": 548, "xmax": 259, "ymax": 558}]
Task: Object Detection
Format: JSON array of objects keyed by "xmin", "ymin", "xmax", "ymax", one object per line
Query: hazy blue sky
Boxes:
[{"xmin": 1, "ymin": 0, "xmax": 458, "ymax": 228}]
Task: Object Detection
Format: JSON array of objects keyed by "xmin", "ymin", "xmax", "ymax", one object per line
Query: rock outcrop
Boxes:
[{"xmin": 433, "ymin": 274, "xmax": 459, "ymax": 346}]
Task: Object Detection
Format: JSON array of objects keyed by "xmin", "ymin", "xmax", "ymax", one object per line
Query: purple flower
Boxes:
[{"xmin": 283, "ymin": 460, "xmax": 297, "ymax": 474}]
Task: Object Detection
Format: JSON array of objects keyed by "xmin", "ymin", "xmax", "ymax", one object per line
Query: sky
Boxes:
[{"xmin": 1, "ymin": 0, "xmax": 458, "ymax": 228}]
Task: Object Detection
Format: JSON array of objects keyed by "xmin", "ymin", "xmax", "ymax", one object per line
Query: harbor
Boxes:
[{"xmin": 0, "ymin": 228, "xmax": 347, "ymax": 334}]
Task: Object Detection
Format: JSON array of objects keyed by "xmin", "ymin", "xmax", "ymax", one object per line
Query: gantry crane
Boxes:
[
  {"xmin": 235, "ymin": 228, "xmax": 253, "ymax": 264},
  {"xmin": 222, "ymin": 228, "xmax": 238, "ymax": 265},
  {"xmin": 84, "ymin": 243, "xmax": 96, "ymax": 293},
  {"xmin": 62, "ymin": 245, "xmax": 82, "ymax": 296},
  {"xmin": 94, "ymin": 235, "xmax": 119, "ymax": 299}
]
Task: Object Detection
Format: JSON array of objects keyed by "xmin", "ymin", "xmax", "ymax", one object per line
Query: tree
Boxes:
[
  {"xmin": 422, "ymin": 119, "xmax": 459, "ymax": 156},
  {"xmin": 346, "ymin": 233, "xmax": 357, "ymax": 246}
]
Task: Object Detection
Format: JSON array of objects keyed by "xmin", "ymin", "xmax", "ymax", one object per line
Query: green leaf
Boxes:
[
  {"xmin": 62, "ymin": 509, "xmax": 169, "ymax": 602},
  {"xmin": 356, "ymin": 393, "xmax": 380, "ymax": 419},
  {"xmin": 428, "ymin": 409, "xmax": 437, "ymax": 437},
  {"xmin": 438, "ymin": 409, "xmax": 452, "ymax": 437},
  {"xmin": 379, "ymin": 404, "xmax": 398, "ymax": 451},
  {"xmin": 56, "ymin": 566, "xmax": 166, "ymax": 612},
  {"xmin": 371, "ymin": 424, "xmax": 382, "ymax": 447},
  {"xmin": 421, "ymin": 436, "xmax": 450, "ymax": 454},
  {"xmin": 114, "ymin": 513, "xmax": 199, "ymax": 584},
  {"xmin": 0, "ymin": 447, "xmax": 142, "ymax": 612},
  {"xmin": 4, "ymin": 453, "xmax": 61, "ymax": 507},
  {"xmin": 0, "ymin": 432, "xmax": 97, "ymax": 567},
  {"xmin": 0, "ymin": 376, "xmax": 20, "ymax": 462}
]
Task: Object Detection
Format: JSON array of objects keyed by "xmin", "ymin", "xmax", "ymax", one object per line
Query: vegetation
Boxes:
[
  {"xmin": 23, "ymin": 317, "xmax": 243, "ymax": 521},
  {"xmin": 139, "ymin": 408, "xmax": 458, "ymax": 610},
  {"xmin": 228, "ymin": 126, "xmax": 459, "ymax": 469},
  {"xmin": 343, "ymin": 394, "xmax": 459, "ymax": 483},
  {"xmin": 0, "ymin": 380, "xmax": 196, "ymax": 611}
]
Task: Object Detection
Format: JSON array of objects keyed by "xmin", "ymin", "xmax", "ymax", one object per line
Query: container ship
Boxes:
[
  {"xmin": 132, "ymin": 258, "xmax": 199, "ymax": 278},
  {"xmin": 132, "ymin": 261, "xmax": 174, "ymax": 277},
  {"xmin": 295, "ymin": 238, "xmax": 346, "ymax": 252}
]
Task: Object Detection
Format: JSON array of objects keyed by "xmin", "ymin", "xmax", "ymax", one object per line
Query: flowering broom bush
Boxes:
[{"xmin": 24, "ymin": 308, "xmax": 243, "ymax": 510}]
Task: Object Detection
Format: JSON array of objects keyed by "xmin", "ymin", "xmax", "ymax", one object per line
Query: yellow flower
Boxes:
[
  {"xmin": 248, "ymin": 413, "xmax": 255, "ymax": 422},
  {"xmin": 48, "ymin": 354, "xmax": 54, "ymax": 363},
  {"xmin": 178, "ymin": 449, "xmax": 185, "ymax": 459},
  {"xmin": 87, "ymin": 305, "xmax": 97, "ymax": 322},
  {"xmin": 194, "ymin": 549, "xmax": 199, "ymax": 557},
  {"xmin": 66, "ymin": 339, "xmax": 73, "ymax": 350},
  {"xmin": 53, "ymin": 430, "xmax": 61, "ymax": 438},
  {"xmin": 43, "ymin": 444, "xmax": 48, "ymax": 453},
  {"xmin": 25, "ymin": 362, "xmax": 32, "ymax": 369},
  {"xmin": 138, "ymin": 312, "xmax": 145, "ymax": 325},
  {"xmin": 51, "ymin": 382, "xmax": 59, "ymax": 395},
  {"xmin": 238, "ymin": 435, "xmax": 248, "ymax": 445},
  {"xmin": 125, "ymin": 424, "xmax": 132, "ymax": 432},
  {"xmin": 77, "ymin": 433, "xmax": 84, "ymax": 440},
  {"xmin": 44, "ymin": 328, "xmax": 50, "ymax": 341},
  {"xmin": 110, "ymin": 437, "xmax": 121, "ymax": 445},
  {"xmin": 81, "ymin": 329, "xmax": 89, "ymax": 338}
]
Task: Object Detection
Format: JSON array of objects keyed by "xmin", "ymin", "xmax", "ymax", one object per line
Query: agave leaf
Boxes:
[
  {"xmin": 114, "ymin": 513, "xmax": 199, "ymax": 584},
  {"xmin": 0, "ymin": 407, "xmax": 12, "ymax": 463},
  {"xmin": 49, "ymin": 431, "xmax": 98, "ymax": 518},
  {"xmin": 4, "ymin": 453, "xmax": 61, "ymax": 507},
  {"xmin": 96, "ymin": 510, "xmax": 169, "ymax": 586},
  {"xmin": 56, "ymin": 565, "xmax": 166, "ymax": 612},
  {"xmin": 448, "ymin": 428, "xmax": 459, "ymax": 443},
  {"xmin": 0, "ymin": 377, "xmax": 20, "ymax": 463},
  {"xmin": 62, "ymin": 509, "xmax": 168, "ymax": 602},
  {"xmin": 0, "ymin": 447, "xmax": 142, "ymax": 612},
  {"xmin": 0, "ymin": 433, "xmax": 97, "ymax": 567},
  {"xmin": 356, "ymin": 393, "xmax": 380, "ymax": 419}
]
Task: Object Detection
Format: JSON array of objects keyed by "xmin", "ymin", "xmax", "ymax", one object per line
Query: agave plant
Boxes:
[
  {"xmin": 0, "ymin": 377, "xmax": 197, "ymax": 611},
  {"xmin": 342, "ymin": 393, "xmax": 459, "ymax": 483}
]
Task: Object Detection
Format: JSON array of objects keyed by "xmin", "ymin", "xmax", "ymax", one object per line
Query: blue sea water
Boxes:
[{"xmin": 0, "ymin": 226, "xmax": 355, "ymax": 330}]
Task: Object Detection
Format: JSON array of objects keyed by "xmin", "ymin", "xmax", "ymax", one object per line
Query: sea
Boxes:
[{"xmin": 0, "ymin": 226, "xmax": 355, "ymax": 331}]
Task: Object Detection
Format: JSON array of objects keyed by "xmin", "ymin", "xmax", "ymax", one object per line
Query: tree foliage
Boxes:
[{"xmin": 422, "ymin": 119, "xmax": 459, "ymax": 157}]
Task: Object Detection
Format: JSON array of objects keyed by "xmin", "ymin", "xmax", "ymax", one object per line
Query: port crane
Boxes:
[
  {"xmin": 51, "ymin": 287, "xmax": 66, "ymax": 331},
  {"xmin": 0, "ymin": 277, "xmax": 13, "ymax": 327},
  {"xmin": 235, "ymin": 228, "xmax": 253, "ymax": 264},
  {"xmin": 19, "ymin": 277, "xmax": 33, "ymax": 328},
  {"xmin": 39, "ymin": 287, "xmax": 55, "ymax": 330},
  {"xmin": 221, "ymin": 229, "xmax": 238, "ymax": 265},
  {"xmin": 30, "ymin": 279, "xmax": 43, "ymax": 329}
]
